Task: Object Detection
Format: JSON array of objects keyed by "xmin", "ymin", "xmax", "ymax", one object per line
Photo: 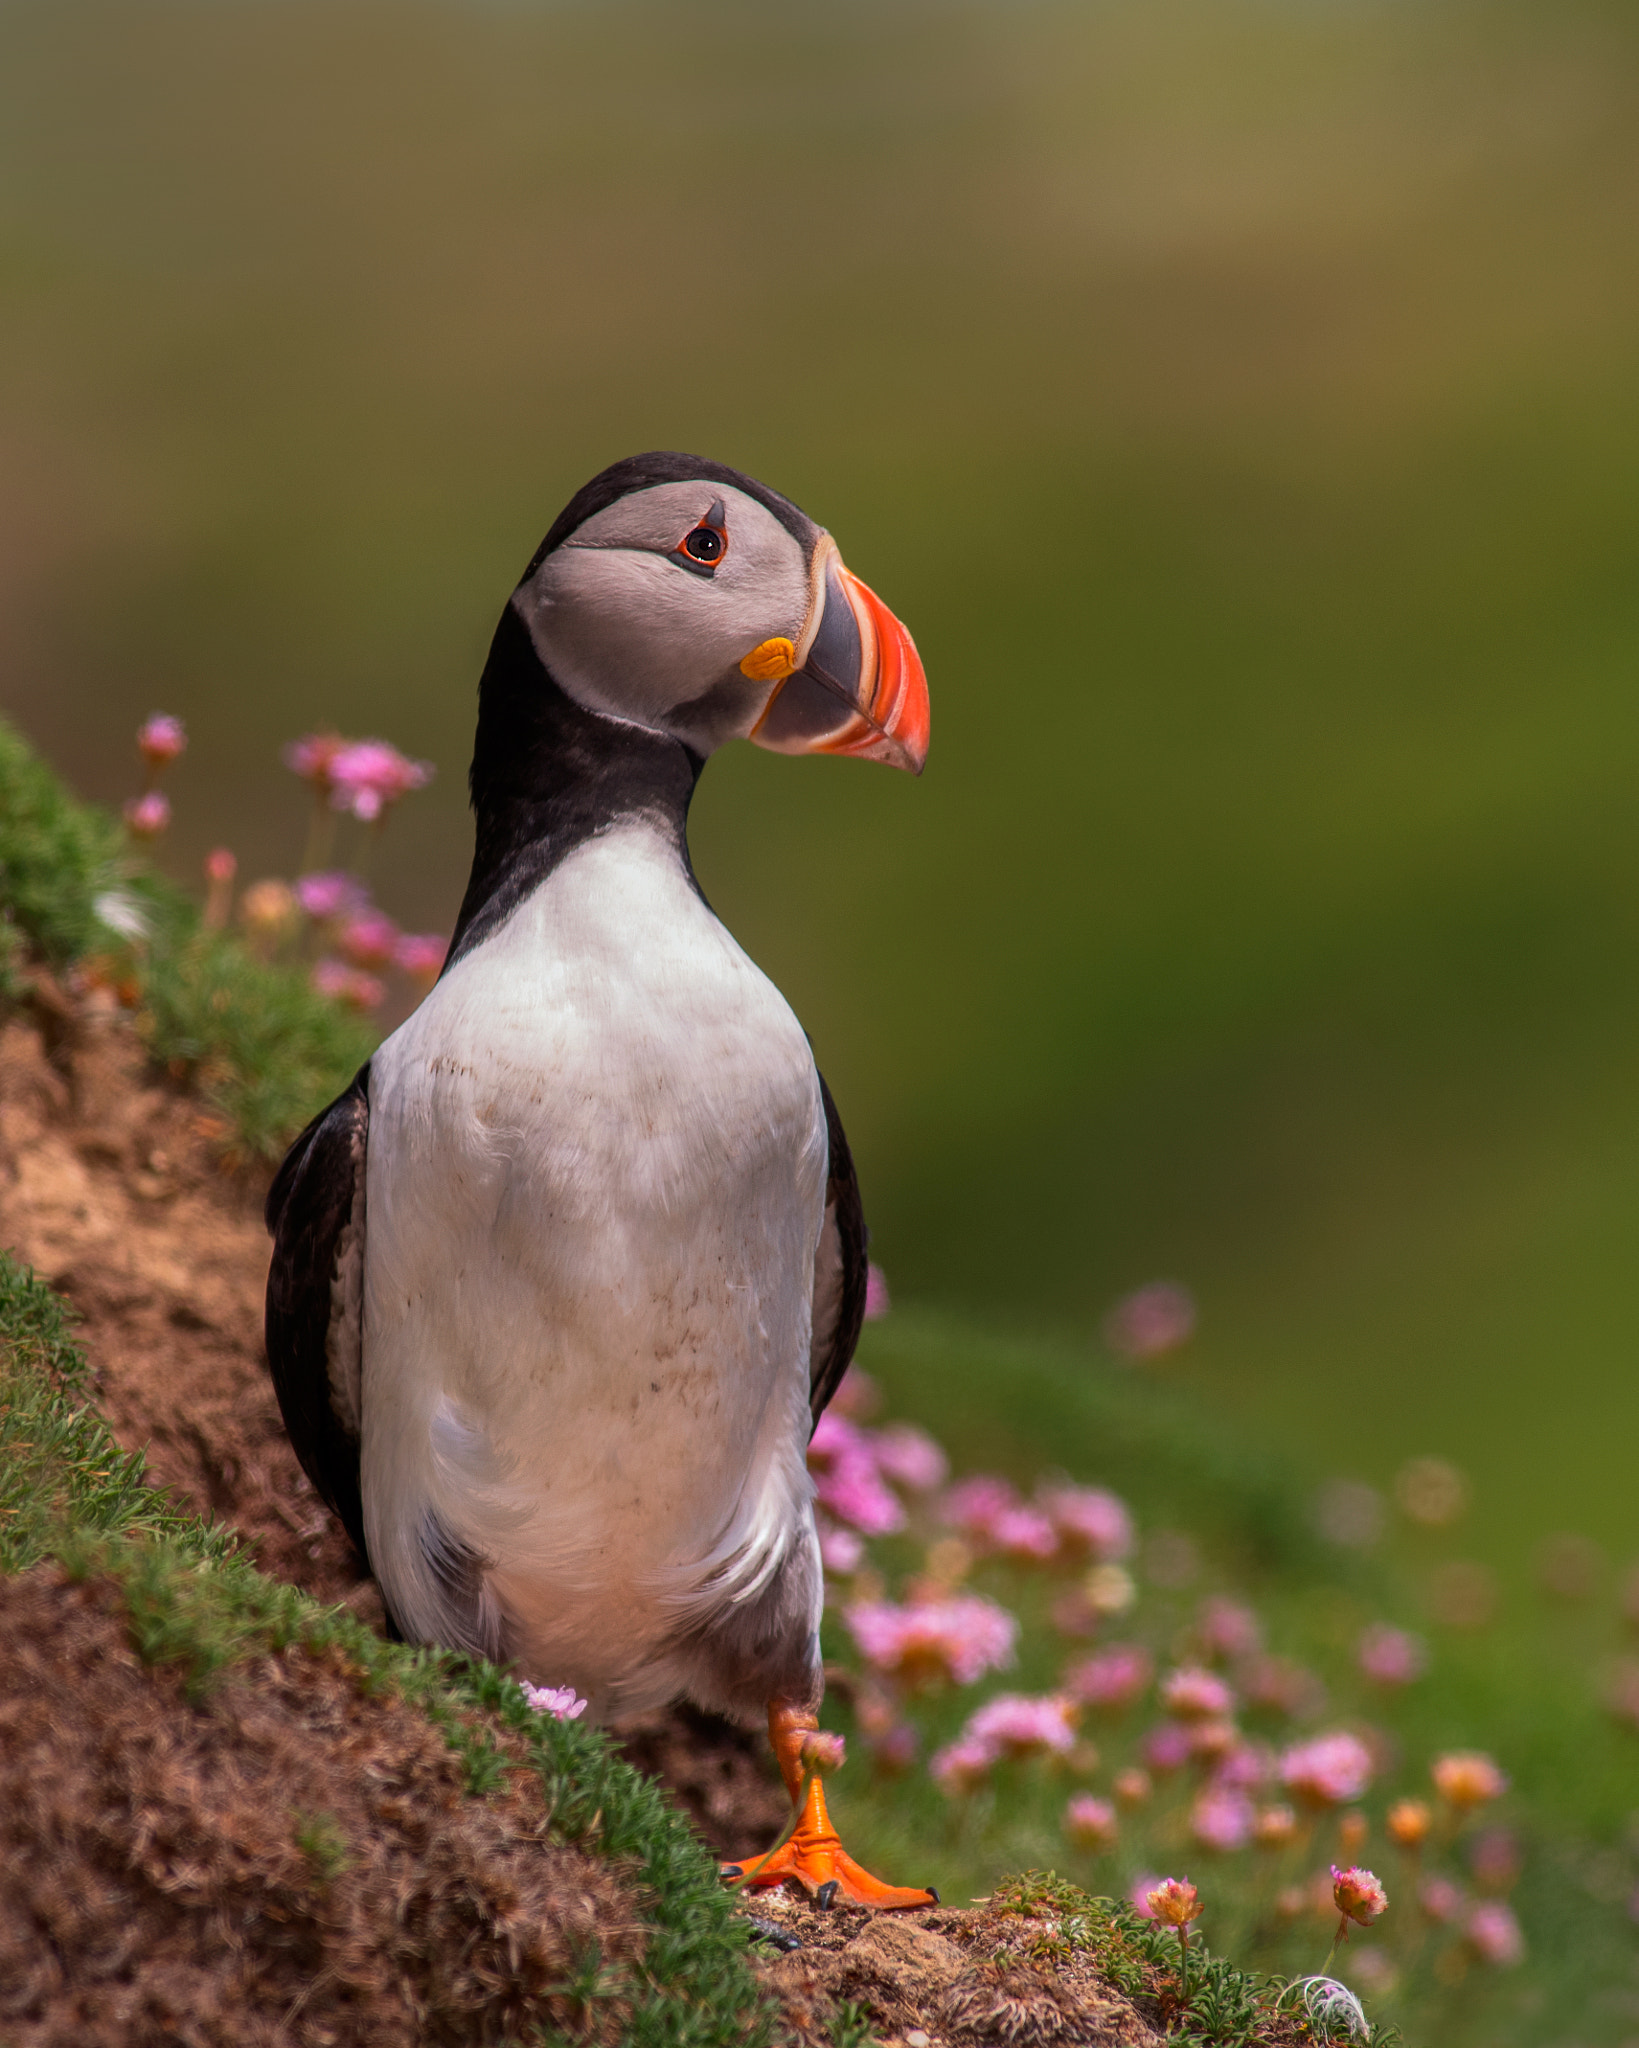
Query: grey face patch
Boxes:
[{"xmin": 514, "ymin": 481, "xmax": 814, "ymax": 755}]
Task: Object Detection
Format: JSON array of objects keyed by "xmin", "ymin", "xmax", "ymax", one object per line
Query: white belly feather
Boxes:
[{"xmin": 360, "ymin": 820, "xmax": 827, "ymax": 1716}]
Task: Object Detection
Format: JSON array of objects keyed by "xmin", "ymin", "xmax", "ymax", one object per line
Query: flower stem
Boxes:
[
  {"xmin": 1319, "ymin": 1914, "xmax": 1348, "ymax": 1977},
  {"xmin": 1178, "ymin": 1926, "xmax": 1190, "ymax": 2008}
]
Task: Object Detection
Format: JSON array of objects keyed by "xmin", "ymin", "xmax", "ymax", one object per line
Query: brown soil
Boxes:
[
  {"xmin": 744, "ymin": 1890, "xmax": 1175, "ymax": 2048},
  {"xmin": 0, "ymin": 1563, "xmax": 644, "ymax": 2047},
  {"xmin": 0, "ymin": 991, "xmax": 786, "ymax": 1854}
]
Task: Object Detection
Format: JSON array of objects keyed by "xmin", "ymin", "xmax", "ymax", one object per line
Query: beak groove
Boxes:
[{"xmin": 749, "ymin": 541, "xmax": 929, "ymax": 775}]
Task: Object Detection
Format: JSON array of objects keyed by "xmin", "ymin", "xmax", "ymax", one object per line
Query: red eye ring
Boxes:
[
  {"xmin": 678, "ymin": 522, "xmax": 726, "ymax": 567},
  {"xmin": 674, "ymin": 497, "xmax": 729, "ymax": 574}
]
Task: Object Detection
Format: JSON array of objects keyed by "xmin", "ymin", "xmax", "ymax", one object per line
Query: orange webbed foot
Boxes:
[{"xmin": 722, "ymin": 1703, "xmax": 938, "ymax": 1912}]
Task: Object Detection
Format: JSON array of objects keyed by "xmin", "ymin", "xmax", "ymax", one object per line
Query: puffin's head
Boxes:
[{"xmin": 510, "ymin": 452, "xmax": 929, "ymax": 773}]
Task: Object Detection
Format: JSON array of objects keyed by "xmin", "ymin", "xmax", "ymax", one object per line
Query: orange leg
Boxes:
[{"xmin": 722, "ymin": 1702, "xmax": 938, "ymax": 1910}]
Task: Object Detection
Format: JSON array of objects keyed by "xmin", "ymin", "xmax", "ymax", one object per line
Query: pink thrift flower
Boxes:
[
  {"xmin": 941, "ymin": 1474, "xmax": 1021, "ymax": 1543},
  {"xmin": 1281, "ymin": 1732, "xmax": 1374, "ymax": 1807},
  {"xmin": 1244, "ymin": 1655, "xmax": 1326, "ymax": 1719},
  {"xmin": 963, "ymin": 1691, "xmax": 1078, "ymax": 1759},
  {"xmin": 1465, "ymin": 1900, "xmax": 1524, "ymax": 1966},
  {"xmin": 312, "ymin": 959, "xmax": 385, "ymax": 1012},
  {"xmin": 930, "ymin": 1733, "xmax": 997, "ymax": 1795},
  {"xmin": 829, "ymin": 1366, "xmax": 880, "ymax": 1419},
  {"xmin": 844, "ymin": 1594, "xmax": 1017, "ymax": 1688},
  {"xmin": 1145, "ymin": 1877, "xmax": 1203, "ymax": 1928},
  {"xmin": 870, "ymin": 1423, "xmax": 948, "ymax": 1494},
  {"xmin": 284, "ymin": 731, "xmax": 347, "ymax": 792},
  {"xmin": 521, "ymin": 1680, "xmax": 588, "ymax": 1721},
  {"xmin": 1469, "ymin": 1827, "xmax": 1522, "ymax": 1893},
  {"xmin": 1142, "ymin": 1722, "xmax": 1195, "ymax": 1774},
  {"xmin": 1039, "ymin": 1484, "xmax": 1134, "ymax": 1561},
  {"xmin": 1130, "ymin": 1873, "xmax": 1165, "ymax": 1919},
  {"xmin": 328, "ymin": 737, "xmax": 433, "ymax": 822},
  {"xmin": 1104, "ymin": 1282, "xmax": 1196, "ymax": 1360},
  {"xmin": 868, "ymin": 1721, "xmax": 920, "ymax": 1772},
  {"xmin": 338, "ymin": 908, "xmax": 400, "ymax": 971},
  {"xmin": 816, "ymin": 1518, "xmax": 864, "ymax": 1575},
  {"xmin": 1420, "ymin": 1876, "xmax": 1466, "ymax": 1924},
  {"xmin": 1432, "ymin": 1751, "xmax": 1507, "ymax": 1811},
  {"xmin": 1064, "ymin": 1644, "xmax": 1153, "ymax": 1712},
  {"xmin": 1192, "ymin": 1787, "xmax": 1255, "ymax": 1852},
  {"xmin": 395, "ymin": 932, "xmax": 448, "ymax": 991},
  {"xmin": 808, "ymin": 1412, "xmax": 903, "ymax": 1536},
  {"xmin": 1188, "ymin": 1717, "xmax": 1238, "ymax": 1763},
  {"xmin": 295, "ymin": 870, "xmax": 369, "ymax": 922},
  {"xmin": 1161, "ymin": 1665, "xmax": 1236, "ymax": 1720},
  {"xmin": 123, "ymin": 791, "xmax": 170, "ymax": 839},
  {"xmin": 992, "ymin": 1503, "xmax": 1059, "ymax": 1563},
  {"xmin": 863, "ymin": 1263, "xmax": 891, "ymax": 1320},
  {"xmin": 202, "ymin": 847, "xmax": 237, "ymax": 930},
  {"xmin": 1212, "ymin": 1740, "xmax": 1275, "ymax": 1791},
  {"xmin": 137, "ymin": 713, "xmax": 187, "ymax": 768},
  {"xmin": 1332, "ymin": 1864, "xmax": 1389, "ymax": 1926},
  {"xmin": 1358, "ymin": 1624, "xmax": 1427, "ymax": 1687},
  {"xmin": 1197, "ymin": 1596, "xmax": 1262, "ymax": 1662},
  {"xmin": 817, "ymin": 1457, "xmax": 904, "ymax": 1536},
  {"xmin": 1063, "ymin": 1793, "xmax": 1118, "ymax": 1851}
]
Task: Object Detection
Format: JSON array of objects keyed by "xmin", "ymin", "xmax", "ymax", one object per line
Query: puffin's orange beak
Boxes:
[{"xmin": 746, "ymin": 539, "xmax": 930, "ymax": 774}]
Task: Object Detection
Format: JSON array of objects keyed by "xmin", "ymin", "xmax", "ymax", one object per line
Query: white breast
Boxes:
[{"xmin": 360, "ymin": 819, "xmax": 827, "ymax": 1715}]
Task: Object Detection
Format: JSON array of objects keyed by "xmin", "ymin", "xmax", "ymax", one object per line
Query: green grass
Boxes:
[
  {"xmin": 0, "ymin": 715, "xmax": 373, "ymax": 1162},
  {"xmin": 0, "ymin": 1250, "xmax": 776, "ymax": 2047}
]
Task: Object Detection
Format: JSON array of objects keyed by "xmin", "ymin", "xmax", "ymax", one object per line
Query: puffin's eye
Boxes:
[
  {"xmin": 673, "ymin": 499, "xmax": 730, "ymax": 575},
  {"xmin": 680, "ymin": 524, "xmax": 725, "ymax": 565}
]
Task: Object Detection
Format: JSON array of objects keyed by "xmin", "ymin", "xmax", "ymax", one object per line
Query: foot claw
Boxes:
[{"xmin": 727, "ymin": 1779, "xmax": 937, "ymax": 1911}]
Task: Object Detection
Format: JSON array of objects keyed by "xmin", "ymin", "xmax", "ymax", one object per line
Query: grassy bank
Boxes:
[
  {"xmin": 4, "ymin": 720, "xmax": 1638, "ymax": 2043},
  {"xmin": 0, "ymin": 1249, "xmax": 776, "ymax": 2045}
]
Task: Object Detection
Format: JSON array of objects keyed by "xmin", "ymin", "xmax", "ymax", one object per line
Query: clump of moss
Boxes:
[{"xmin": 991, "ymin": 1872, "xmax": 1400, "ymax": 2048}]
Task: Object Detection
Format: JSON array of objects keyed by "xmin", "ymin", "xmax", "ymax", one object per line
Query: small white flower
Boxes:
[{"xmin": 94, "ymin": 888, "xmax": 150, "ymax": 941}]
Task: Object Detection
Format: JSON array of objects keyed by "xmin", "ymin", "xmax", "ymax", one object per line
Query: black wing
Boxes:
[
  {"xmin": 808, "ymin": 1071, "xmax": 869, "ymax": 1429},
  {"xmin": 264, "ymin": 1062, "xmax": 372, "ymax": 1560}
]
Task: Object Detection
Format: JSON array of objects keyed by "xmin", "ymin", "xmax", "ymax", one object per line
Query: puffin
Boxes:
[{"xmin": 265, "ymin": 451, "xmax": 935, "ymax": 1908}]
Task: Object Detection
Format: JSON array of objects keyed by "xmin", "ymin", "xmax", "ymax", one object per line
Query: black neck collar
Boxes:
[{"xmin": 445, "ymin": 602, "xmax": 704, "ymax": 969}]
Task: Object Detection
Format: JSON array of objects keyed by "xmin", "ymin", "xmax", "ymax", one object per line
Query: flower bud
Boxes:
[
  {"xmin": 1113, "ymin": 1767, "xmax": 1152, "ymax": 1807},
  {"xmin": 137, "ymin": 713, "xmax": 187, "ymax": 768},
  {"xmin": 797, "ymin": 1730, "xmax": 846, "ymax": 1777},
  {"xmin": 1145, "ymin": 1877, "xmax": 1202, "ymax": 1928},
  {"xmin": 1332, "ymin": 1864, "xmax": 1389, "ymax": 1926},
  {"xmin": 1432, "ymin": 1751, "xmax": 1507, "ymax": 1812},
  {"xmin": 239, "ymin": 879, "xmax": 300, "ymax": 944},
  {"xmin": 1255, "ymin": 1804, "xmax": 1297, "ymax": 1847},
  {"xmin": 1386, "ymin": 1798, "xmax": 1432, "ymax": 1849},
  {"xmin": 123, "ymin": 791, "xmax": 170, "ymax": 839}
]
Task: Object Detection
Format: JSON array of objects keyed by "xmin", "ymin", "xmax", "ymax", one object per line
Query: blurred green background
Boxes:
[{"xmin": 4, "ymin": 0, "xmax": 1639, "ymax": 1579}]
